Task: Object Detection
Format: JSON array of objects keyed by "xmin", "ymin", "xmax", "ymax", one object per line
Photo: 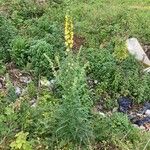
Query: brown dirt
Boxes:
[
  {"xmin": 130, "ymin": 103, "xmax": 143, "ymax": 112},
  {"xmin": 6, "ymin": 63, "xmax": 31, "ymax": 86},
  {"xmin": 73, "ymin": 34, "xmax": 86, "ymax": 52},
  {"xmin": 94, "ymin": 143, "xmax": 120, "ymax": 150}
]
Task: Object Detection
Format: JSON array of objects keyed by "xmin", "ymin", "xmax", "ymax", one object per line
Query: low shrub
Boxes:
[
  {"xmin": 10, "ymin": 36, "xmax": 30, "ymax": 67},
  {"xmin": 0, "ymin": 15, "xmax": 17, "ymax": 61},
  {"xmin": 25, "ymin": 15, "xmax": 65, "ymax": 53},
  {"xmin": 29, "ymin": 39, "xmax": 54, "ymax": 78},
  {"xmin": 93, "ymin": 113, "xmax": 150, "ymax": 150},
  {"xmin": 85, "ymin": 47, "xmax": 150, "ymax": 104}
]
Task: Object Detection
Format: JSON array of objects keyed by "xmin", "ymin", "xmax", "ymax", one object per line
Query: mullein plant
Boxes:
[
  {"xmin": 64, "ymin": 14, "xmax": 74, "ymax": 52},
  {"xmin": 44, "ymin": 15, "xmax": 93, "ymax": 149}
]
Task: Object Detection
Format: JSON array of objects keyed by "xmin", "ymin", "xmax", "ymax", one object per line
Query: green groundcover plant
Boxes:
[{"xmin": 0, "ymin": 0, "xmax": 150, "ymax": 149}]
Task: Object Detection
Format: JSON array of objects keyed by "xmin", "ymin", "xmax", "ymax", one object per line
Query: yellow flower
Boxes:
[
  {"xmin": 64, "ymin": 14, "xmax": 74, "ymax": 51},
  {"xmin": 65, "ymin": 42, "xmax": 69, "ymax": 47},
  {"xmin": 70, "ymin": 44, "xmax": 73, "ymax": 49}
]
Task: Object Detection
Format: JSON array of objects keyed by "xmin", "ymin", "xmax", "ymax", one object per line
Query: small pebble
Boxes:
[
  {"xmin": 145, "ymin": 110, "xmax": 150, "ymax": 116},
  {"xmin": 94, "ymin": 80, "xmax": 98, "ymax": 84},
  {"xmin": 30, "ymin": 99, "xmax": 36, "ymax": 105},
  {"xmin": 112, "ymin": 107, "xmax": 118, "ymax": 113},
  {"xmin": 15, "ymin": 86, "xmax": 21, "ymax": 95},
  {"xmin": 20, "ymin": 76, "xmax": 31, "ymax": 83},
  {"xmin": 136, "ymin": 113, "xmax": 143, "ymax": 117},
  {"xmin": 50, "ymin": 79, "xmax": 55, "ymax": 84},
  {"xmin": 98, "ymin": 112, "xmax": 106, "ymax": 117}
]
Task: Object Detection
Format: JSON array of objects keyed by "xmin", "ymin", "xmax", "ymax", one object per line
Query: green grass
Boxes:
[
  {"xmin": 59, "ymin": 0, "xmax": 149, "ymax": 48},
  {"xmin": 0, "ymin": 0, "xmax": 150, "ymax": 149}
]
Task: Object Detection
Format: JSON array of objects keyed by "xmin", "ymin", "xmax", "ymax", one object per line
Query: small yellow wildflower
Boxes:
[{"xmin": 64, "ymin": 14, "xmax": 74, "ymax": 51}]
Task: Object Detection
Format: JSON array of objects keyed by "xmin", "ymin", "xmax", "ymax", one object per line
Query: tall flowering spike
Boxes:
[{"xmin": 64, "ymin": 14, "xmax": 74, "ymax": 51}]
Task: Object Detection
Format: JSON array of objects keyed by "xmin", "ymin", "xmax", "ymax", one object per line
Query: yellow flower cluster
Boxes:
[{"xmin": 64, "ymin": 14, "xmax": 74, "ymax": 51}]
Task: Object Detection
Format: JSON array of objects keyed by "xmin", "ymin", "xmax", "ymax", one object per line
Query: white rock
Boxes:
[
  {"xmin": 20, "ymin": 76, "xmax": 31, "ymax": 83},
  {"xmin": 15, "ymin": 86, "xmax": 21, "ymax": 95},
  {"xmin": 145, "ymin": 109, "xmax": 150, "ymax": 116},
  {"xmin": 50, "ymin": 79, "xmax": 55, "ymax": 84},
  {"xmin": 94, "ymin": 80, "xmax": 98, "ymax": 84},
  {"xmin": 126, "ymin": 38, "xmax": 150, "ymax": 66},
  {"xmin": 136, "ymin": 113, "xmax": 143, "ymax": 117}
]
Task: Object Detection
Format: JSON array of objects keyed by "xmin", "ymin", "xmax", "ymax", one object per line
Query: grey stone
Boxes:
[
  {"xmin": 20, "ymin": 76, "xmax": 31, "ymax": 83},
  {"xmin": 145, "ymin": 110, "xmax": 150, "ymax": 116},
  {"xmin": 94, "ymin": 80, "xmax": 98, "ymax": 84},
  {"xmin": 126, "ymin": 38, "xmax": 150, "ymax": 66},
  {"xmin": 15, "ymin": 86, "xmax": 21, "ymax": 95},
  {"xmin": 30, "ymin": 99, "xmax": 37, "ymax": 108}
]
